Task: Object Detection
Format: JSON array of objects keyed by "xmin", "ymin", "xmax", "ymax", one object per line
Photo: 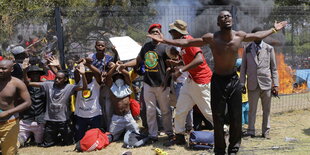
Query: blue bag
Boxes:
[{"xmin": 189, "ymin": 131, "xmax": 214, "ymax": 150}]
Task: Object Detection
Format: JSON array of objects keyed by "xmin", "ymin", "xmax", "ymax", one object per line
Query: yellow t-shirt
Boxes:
[
  {"xmin": 128, "ymin": 69, "xmax": 138, "ymax": 99},
  {"xmin": 237, "ymin": 72, "xmax": 248, "ymax": 103}
]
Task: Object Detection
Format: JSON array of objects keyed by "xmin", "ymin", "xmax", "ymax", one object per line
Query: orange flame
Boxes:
[{"xmin": 276, "ymin": 52, "xmax": 308, "ymax": 94}]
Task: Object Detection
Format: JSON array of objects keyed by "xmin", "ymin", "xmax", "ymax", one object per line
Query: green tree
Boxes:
[{"xmin": 0, "ymin": 0, "xmax": 156, "ymax": 56}]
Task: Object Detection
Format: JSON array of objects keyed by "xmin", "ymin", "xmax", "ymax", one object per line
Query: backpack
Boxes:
[
  {"xmin": 75, "ymin": 128, "xmax": 112, "ymax": 152},
  {"xmin": 123, "ymin": 130, "xmax": 149, "ymax": 148},
  {"xmin": 130, "ymin": 99, "xmax": 140, "ymax": 117},
  {"xmin": 189, "ymin": 131, "xmax": 214, "ymax": 150}
]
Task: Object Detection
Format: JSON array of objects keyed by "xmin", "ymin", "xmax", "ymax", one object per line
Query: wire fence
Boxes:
[{"xmin": 1, "ymin": 5, "xmax": 309, "ymax": 114}]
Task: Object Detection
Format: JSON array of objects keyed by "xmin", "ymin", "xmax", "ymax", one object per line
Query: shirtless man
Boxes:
[
  {"xmin": 106, "ymin": 62, "xmax": 139, "ymax": 141},
  {"xmin": 0, "ymin": 60, "xmax": 31, "ymax": 155},
  {"xmin": 148, "ymin": 10, "xmax": 287, "ymax": 155}
]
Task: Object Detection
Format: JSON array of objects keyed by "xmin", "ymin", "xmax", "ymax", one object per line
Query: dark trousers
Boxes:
[
  {"xmin": 42, "ymin": 121, "xmax": 73, "ymax": 147},
  {"xmin": 74, "ymin": 115, "xmax": 102, "ymax": 142},
  {"xmin": 193, "ymin": 105, "xmax": 213, "ymax": 131},
  {"xmin": 211, "ymin": 72, "xmax": 242, "ymax": 154}
]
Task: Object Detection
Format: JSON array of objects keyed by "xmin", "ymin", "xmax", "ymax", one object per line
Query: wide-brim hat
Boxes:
[
  {"xmin": 27, "ymin": 65, "xmax": 45, "ymax": 75},
  {"xmin": 169, "ymin": 20, "xmax": 189, "ymax": 35}
]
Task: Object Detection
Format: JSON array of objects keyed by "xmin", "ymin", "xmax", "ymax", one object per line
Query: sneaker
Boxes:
[{"xmin": 163, "ymin": 134, "xmax": 186, "ymax": 147}]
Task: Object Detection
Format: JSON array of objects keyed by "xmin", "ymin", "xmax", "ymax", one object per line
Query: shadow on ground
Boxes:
[{"xmin": 303, "ymin": 128, "xmax": 310, "ymax": 136}]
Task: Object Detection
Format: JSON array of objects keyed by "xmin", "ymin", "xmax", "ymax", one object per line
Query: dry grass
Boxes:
[
  {"xmin": 18, "ymin": 92, "xmax": 310, "ymax": 155},
  {"xmin": 18, "ymin": 109, "xmax": 310, "ymax": 155}
]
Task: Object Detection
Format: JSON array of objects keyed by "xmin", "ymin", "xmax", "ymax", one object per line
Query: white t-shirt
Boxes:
[{"xmin": 75, "ymin": 79, "xmax": 102, "ymax": 118}]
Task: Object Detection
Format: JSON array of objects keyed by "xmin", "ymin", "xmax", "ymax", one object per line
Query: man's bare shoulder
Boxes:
[
  {"xmin": 202, "ymin": 33, "xmax": 214, "ymax": 42},
  {"xmin": 11, "ymin": 77, "xmax": 27, "ymax": 87},
  {"xmin": 235, "ymin": 31, "xmax": 247, "ymax": 37},
  {"xmin": 202, "ymin": 33, "xmax": 214, "ymax": 39}
]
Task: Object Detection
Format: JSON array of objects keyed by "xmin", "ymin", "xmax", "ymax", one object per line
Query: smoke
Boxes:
[
  {"xmin": 193, "ymin": 0, "xmax": 275, "ymax": 35},
  {"xmin": 151, "ymin": 0, "xmax": 286, "ymax": 67},
  {"xmin": 152, "ymin": 0, "xmax": 285, "ymax": 45},
  {"xmin": 150, "ymin": 0, "xmax": 202, "ymax": 38}
]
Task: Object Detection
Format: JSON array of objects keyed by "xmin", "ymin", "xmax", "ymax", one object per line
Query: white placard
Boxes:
[{"xmin": 109, "ymin": 36, "xmax": 142, "ymax": 61}]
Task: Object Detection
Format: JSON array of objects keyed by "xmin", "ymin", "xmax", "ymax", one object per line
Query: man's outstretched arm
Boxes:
[
  {"xmin": 148, "ymin": 33, "xmax": 208, "ymax": 47},
  {"xmin": 243, "ymin": 21, "xmax": 287, "ymax": 42}
]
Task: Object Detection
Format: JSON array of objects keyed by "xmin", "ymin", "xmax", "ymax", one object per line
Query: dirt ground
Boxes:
[{"xmin": 18, "ymin": 108, "xmax": 310, "ymax": 155}]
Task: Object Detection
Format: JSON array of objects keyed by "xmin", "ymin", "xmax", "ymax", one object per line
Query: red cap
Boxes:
[
  {"xmin": 148, "ymin": 24, "xmax": 162, "ymax": 33},
  {"xmin": 0, "ymin": 56, "xmax": 3, "ymax": 61}
]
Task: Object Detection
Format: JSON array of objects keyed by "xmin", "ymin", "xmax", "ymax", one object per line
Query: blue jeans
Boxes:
[
  {"xmin": 74, "ymin": 115, "xmax": 102, "ymax": 142},
  {"xmin": 242, "ymin": 102, "xmax": 249, "ymax": 125}
]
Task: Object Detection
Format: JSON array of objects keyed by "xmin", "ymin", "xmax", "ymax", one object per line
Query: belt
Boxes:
[{"xmin": 0, "ymin": 118, "xmax": 19, "ymax": 125}]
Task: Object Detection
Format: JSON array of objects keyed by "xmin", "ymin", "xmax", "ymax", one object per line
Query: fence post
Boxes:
[
  {"xmin": 231, "ymin": 5, "xmax": 238, "ymax": 30},
  {"xmin": 55, "ymin": 7, "xmax": 65, "ymax": 69}
]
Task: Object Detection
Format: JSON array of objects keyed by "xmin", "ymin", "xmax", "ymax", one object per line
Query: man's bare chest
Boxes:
[{"xmin": 0, "ymin": 84, "xmax": 16, "ymax": 98}]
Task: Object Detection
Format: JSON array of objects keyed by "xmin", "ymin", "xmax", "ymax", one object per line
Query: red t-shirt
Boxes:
[
  {"xmin": 181, "ymin": 35, "xmax": 212, "ymax": 84},
  {"xmin": 40, "ymin": 70, "xmax": 56, "ymax": 81}
]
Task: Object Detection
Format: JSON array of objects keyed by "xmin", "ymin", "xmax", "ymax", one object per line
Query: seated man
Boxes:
[
  {"xmin": 27, "ymin": 57, "xmax": 88, "ymax": 147},
  {"xmin": 19, "ymin": 60, "xmax": 47, "ymax": 147},
  {"xmin": 73, "ymin": 59, "xmax": 103, "ymax": 142},
  {"xmin": 106, "ymin": 62, "xmax": 139, "ymax": 141}
]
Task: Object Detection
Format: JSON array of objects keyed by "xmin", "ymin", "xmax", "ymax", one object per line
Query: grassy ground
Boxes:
[{"xmin": 19, "ymin": 108, "xmax": 310, "ymax": 155}]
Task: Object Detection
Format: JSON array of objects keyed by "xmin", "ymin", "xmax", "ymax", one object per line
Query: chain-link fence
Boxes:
[{"xmin": 1, "ymin": 5, "xmax": 309, "ymax": 114}]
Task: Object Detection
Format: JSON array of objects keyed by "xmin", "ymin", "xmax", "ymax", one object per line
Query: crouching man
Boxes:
[{"xmin": 106, "ymin": 62, "xmax": 139, "ymax": 141}]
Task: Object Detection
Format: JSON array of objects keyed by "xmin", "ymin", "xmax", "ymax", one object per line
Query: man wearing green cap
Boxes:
[{"xmin": 163, "ymin": 19, "xmax": 213, "ymax": 147}]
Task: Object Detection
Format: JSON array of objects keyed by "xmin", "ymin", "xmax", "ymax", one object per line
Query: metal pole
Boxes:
[
  {"xmin": 55, "ymin": 7, "xmax": 65, "ymax": 69},
  {"xmin": 231, "ymin": 5, "xmax": 238, "ymax": 31}
]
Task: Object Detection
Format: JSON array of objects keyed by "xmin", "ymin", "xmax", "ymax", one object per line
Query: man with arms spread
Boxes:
[
  {"xmin": 0, "ymin": 60, "xmax": 31, "ymax": 155},
  {"xmin": 148, "ymin": 10, "xmax": 286, "ymax": 154}
]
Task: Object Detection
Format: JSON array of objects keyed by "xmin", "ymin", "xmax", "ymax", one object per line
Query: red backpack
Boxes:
[
  {"xmin": 130, "ymin": 99, "xmax": 140, "ymax": 117},
  {"xmin": 75, "ymin": 128, "xmax": 112, "ymax": 152}
]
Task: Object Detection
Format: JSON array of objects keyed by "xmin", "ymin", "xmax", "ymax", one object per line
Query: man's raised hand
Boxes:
[
  {"xmin": 274, "ymin": 21, "xmax": 288, "ymax": 31},
  {"xmin": 147, "ymin": 32, "xmax": 164, "ymax": 43},
  {"xmin": 47, "ymin": 56, "xmax": 60, "ymax": 66},
  {"xmin": 76, "ymin": 63, "xmax": 86, "ymax": 74},
  {"xmin": 22, "ymin": 58, "xmax": 30, "ymax": 70}
]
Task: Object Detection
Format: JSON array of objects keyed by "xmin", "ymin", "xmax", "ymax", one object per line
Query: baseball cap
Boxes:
[
  {"xmin": 148, "ymin": 24, "xmax": 162, "ymax": 33},
  {"xmin": 169, "ymin": 20, "xmax": 189, "ymax": 35},
  {"xmin": 10, "ymin": 46, "xmax": 26, "ymax": 55}
]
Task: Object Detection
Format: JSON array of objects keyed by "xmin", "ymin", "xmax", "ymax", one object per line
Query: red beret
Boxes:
[{"xmin": 148, "ymin": 24, "xmax": 162, "ymax": 33}]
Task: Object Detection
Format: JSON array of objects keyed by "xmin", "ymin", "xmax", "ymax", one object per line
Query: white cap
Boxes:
[{"xmin": 10, "ymin": 46, "xmax": 26, "ymax": 55}]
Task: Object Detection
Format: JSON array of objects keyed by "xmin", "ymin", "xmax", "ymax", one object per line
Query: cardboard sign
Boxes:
[{"xmin": 109, "ymin": 36, "xmax": 142, "ymax": 61}]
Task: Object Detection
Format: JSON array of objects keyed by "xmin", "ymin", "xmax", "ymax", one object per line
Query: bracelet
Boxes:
[
  {"xmin": 179, "ymin": 68, "xmax": 184, "ymax": 73},
  {"xmin": 272, "ymin": 28, "xmax": 278, "ymax": 33}
]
